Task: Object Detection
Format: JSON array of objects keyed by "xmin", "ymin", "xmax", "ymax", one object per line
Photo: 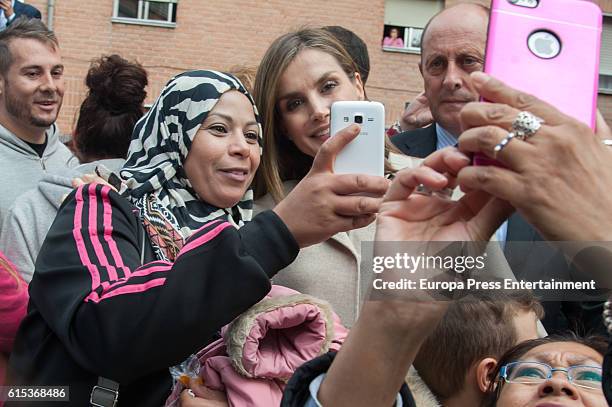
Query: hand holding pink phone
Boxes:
[{"xmin": 474, "ymin": 0, "xmax": 602, "ymax": 166}]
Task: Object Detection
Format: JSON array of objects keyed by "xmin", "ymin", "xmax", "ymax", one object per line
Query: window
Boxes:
[
  {"xmin": 112, "ymin": 0, "xmax": 178, "ymax": 28},
  {"xmin": 382, "ymin": 0, "xmax": 442, "ymax": 54},
  {"xmin": 600, "ymin": 15, "xmax": 612, "ymax": 94}
]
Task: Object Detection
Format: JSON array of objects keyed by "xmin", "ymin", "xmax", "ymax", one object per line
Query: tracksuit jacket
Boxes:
[{"xmin": 7, "ymin": 183, "xmax": 298, "ymax": 406}]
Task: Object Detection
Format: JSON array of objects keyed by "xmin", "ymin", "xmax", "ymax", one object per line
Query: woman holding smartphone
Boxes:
[
  {"xmin": 253, "ymin": 28, "xmax": 397, "ymax": 326},
  {"xmin": 7, "ymin": 69, "xmax": 387, "ymax": 407},
  {"xmin": 281, "ymin": 72, "xmax": 612, "ymax": 407}
]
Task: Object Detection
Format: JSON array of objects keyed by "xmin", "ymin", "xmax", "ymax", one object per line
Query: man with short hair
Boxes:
[
  {"xmin": 390, "ymin": 3, "xmax": 589, "ymax": 335},
  {"xmin": 0, "ymin": 17, "xmax": 76, "ymax": 227},
  {"xmin": 392, "ymin": 3, "xmax": 488, "ymax": 154},
  {"xmin": 391, "ymin": 4, "xmax": 514, "ymax": 259}
]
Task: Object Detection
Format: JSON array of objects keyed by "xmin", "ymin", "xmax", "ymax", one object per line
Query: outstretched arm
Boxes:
[
  {"xmin": 30, "ymin": 184, "xmax": 298, "ymax": 382},
  {"xmin": 316, "ymin": 148, "xmax": 511, "ymax": 407}
]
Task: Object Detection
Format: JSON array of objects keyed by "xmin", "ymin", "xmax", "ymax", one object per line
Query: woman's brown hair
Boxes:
[
  {"xmin": 253, "ymin": 27, "xmax": 397, "ymax": 202},
  {"xmin": 73, "ymin": 54, "xmax": 148, "ymax": 163}
]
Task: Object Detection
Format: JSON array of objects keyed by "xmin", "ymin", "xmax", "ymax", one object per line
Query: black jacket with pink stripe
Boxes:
[{"xmin": 7, "ymin": 183, "xmax": 299, "ymax": 406}]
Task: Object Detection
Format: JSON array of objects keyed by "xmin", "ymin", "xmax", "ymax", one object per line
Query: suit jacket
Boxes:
[
  {"xmin": 7, "ymin": 1, "xmax": 41, "ymax": 25},
  {"xmin": 392, "ymin": 126, "xmax": 606, "ymax": 335},
  {"xmin": 391, "ymin": 125, "xmax": 437, "ymax": 159}
]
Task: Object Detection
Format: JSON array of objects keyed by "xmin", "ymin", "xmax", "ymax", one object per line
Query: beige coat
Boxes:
[
  {"xmin": 254, "ymin": 180, "xmax": 373, "ymax": 327},
  {"xmin": 254, "ymin": 157, "xmax": 546, "ymax": 336}
]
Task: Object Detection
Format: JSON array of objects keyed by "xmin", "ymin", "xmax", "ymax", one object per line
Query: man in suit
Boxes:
[
  {"xmin": 391, "ymin": 3, "xmax": 603, "ymax": 335},
  {"xmin": 392, "ymin": 3, "xmax": 487, "ymax": 155},
  {"xmin": 392, "ymin": 3, "xmax": 510, "ymax": 246},
  {"xmin": 0, "ymin": 1, "xmax": 41, "ymax": 31}
]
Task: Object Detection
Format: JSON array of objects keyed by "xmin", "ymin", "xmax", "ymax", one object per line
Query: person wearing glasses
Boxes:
[
  {"xmin": 277, "ymin": 70, "xmax": 612, "ymax": 407},
  {"xmin": 485, "ymin": 335, "xmax": 608, "ymax": 406}
]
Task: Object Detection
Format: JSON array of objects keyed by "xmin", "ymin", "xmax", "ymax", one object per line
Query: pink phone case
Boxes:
[{"xmin": 475, "ymin": 0, "xmax": 602, "ymax": 166}]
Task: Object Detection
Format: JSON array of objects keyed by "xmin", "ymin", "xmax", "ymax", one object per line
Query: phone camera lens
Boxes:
[{"xmin": 354, "ymin": 115, "xmax": 363, "ymax": 124}]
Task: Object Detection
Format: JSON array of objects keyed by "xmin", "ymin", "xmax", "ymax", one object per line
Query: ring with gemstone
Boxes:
[{"xmin": 511, "ymin": 111, "xmax": 543, "ymax": 140}]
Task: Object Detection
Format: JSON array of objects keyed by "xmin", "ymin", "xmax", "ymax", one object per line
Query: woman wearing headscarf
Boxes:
[{"xmin": 7, "ymin": 70, "xmax": 386, "ymax": 407}]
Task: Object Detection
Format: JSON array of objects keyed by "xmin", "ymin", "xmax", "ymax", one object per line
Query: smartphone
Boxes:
[
  {"xmin": 474, "ymin": 0, "xmax": 602, "ymax": 166},
  {"xmin": 331, "ymin": 101, "xmax": 385, "ymax": 177}
]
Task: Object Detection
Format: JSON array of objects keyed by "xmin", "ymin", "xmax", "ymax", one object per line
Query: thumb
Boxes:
[{"xmin": 310, "ymin": 124, "xmax": 360, "ymax": 173}]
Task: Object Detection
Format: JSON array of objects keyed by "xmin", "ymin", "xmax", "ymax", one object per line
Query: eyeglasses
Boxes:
[{"xmin": 499, "ymin": 361, "xmax": 603, "ymax": 390}]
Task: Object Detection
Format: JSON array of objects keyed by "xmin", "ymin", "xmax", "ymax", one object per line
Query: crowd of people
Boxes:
[{"xmin": 0, "ymin": 2, "xmax": 611, "ymax": 407}]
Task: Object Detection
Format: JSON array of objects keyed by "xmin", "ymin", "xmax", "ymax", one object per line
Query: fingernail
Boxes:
[
  {"xmin": 471, "ymin": 71, "xmax": 490, "ymax": 86},
  {"xmin": 454, "ymin": 152, "xmax": 471, "ymax": 162},
  {"xmin": 433, "ymin": 172, "xmax": 447, "ymax": 182}
]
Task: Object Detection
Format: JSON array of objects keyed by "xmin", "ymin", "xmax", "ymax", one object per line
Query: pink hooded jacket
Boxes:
[
  {"xmin": 0, "ymin": 251, "xmax": 29, "ymax": 391},
  {"xmin": 166, "ymin": 285, "xmax": 348, "ymax": 406}
]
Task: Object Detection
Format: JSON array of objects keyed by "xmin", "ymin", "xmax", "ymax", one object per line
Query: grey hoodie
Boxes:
[
  {"xmin": 0, "ymin": 159, "xmax": 125, "ymax": 282},
  {"xmin": 0, "ymin": 122, "xmax": 77, "ymax": 229}
]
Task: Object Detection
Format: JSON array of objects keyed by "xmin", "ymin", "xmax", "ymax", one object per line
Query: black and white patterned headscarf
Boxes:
[{"xmin": 118, "ymin": 70, "xmax": 262, "ymax": 261}]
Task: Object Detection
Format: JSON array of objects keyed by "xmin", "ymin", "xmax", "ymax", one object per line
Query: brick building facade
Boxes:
[{"xmin": 22, "ymin": 0, "xmax": 612, "ymax": 133}]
